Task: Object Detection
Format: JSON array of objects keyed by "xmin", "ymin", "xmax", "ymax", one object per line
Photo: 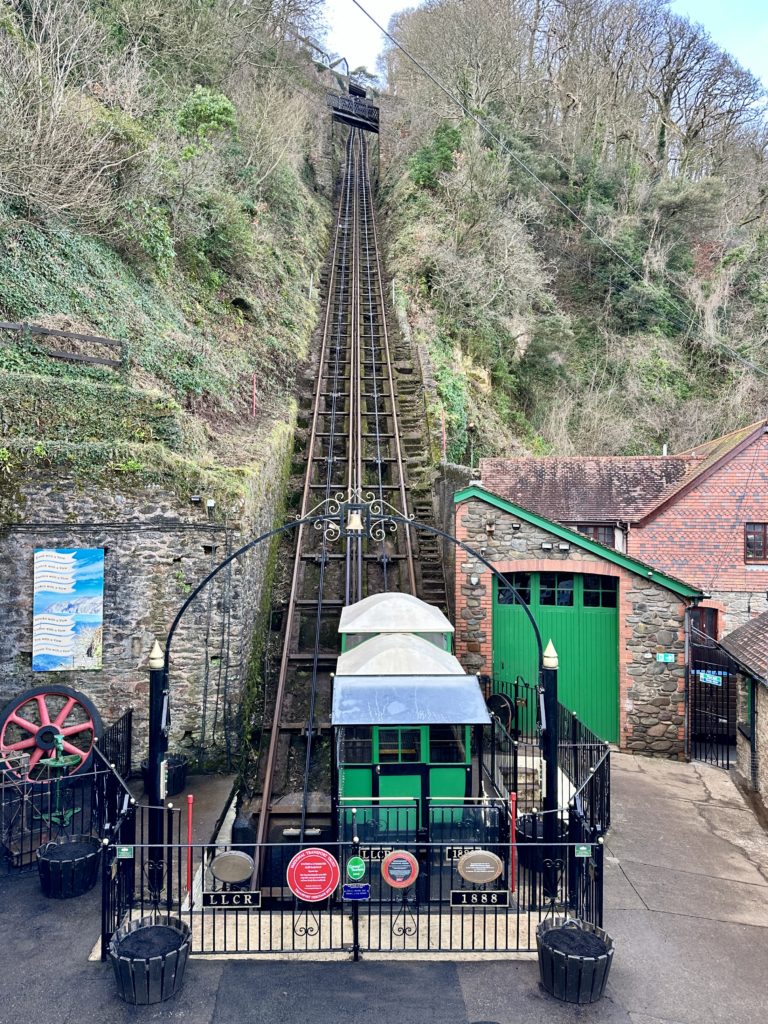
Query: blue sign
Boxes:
[{"xmin": 342, "ymin": 883, "xmax": 370, "ymax": 901}]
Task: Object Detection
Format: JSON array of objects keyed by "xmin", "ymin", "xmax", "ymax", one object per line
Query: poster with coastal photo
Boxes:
[{"xmin": 32, "ymin": 548, "xmax": 104, "ymax": 672}]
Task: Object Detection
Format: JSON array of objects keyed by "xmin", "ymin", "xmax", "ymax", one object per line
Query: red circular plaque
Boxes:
[
  {"xmin": 286, "ymin": 847, "xmax": 341, "ymax": 902},
  {"xmin": 381, "ymin": 850, "xmax": 419, "ymax": 889}
]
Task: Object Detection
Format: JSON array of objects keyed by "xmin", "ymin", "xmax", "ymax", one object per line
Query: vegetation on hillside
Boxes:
[
  {"xmin": 0, "ymin": 0, "xmax": 330, "ymax": 507},
  {"xmin": 382, "ymin": 0, "xmax": 768, "ymax": 461}
]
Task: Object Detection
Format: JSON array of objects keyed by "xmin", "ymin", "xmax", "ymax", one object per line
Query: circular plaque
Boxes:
[
  {"xmin": 286, "ymin": 847, "xmax": 341, "ymax": 902},
  {"xmin": 210, "ymin": 850, "xmax": 255, "ymax": 884},
  {"xmin": 457, "ymin": 850, "xmax": 503, "ymax": 885},
  {"xmin": 347, "ymin": 856, "xmax": 366, "ymax": 881},
  {"xmin": 381, "ymin": 850, "xmax": 419, "ymax": 889}
]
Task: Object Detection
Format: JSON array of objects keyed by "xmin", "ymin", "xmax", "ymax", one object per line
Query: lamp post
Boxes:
[
  {"xmin": 541, "ymin": 640, "xmax": 559, "ymax": 901},
  {"xmin": 147, "ymin": 639, "xmax": 168, "ymax": 898}
]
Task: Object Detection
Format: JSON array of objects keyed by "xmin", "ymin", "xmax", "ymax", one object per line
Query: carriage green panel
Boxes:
[
  {"xmin": 378, "ymin": 774, "xmax": 420, "ymax": 830},
  {"xmin": 340, "ymin": 767, "xmax": 372, "ymax": 800},
  {"xmin": 492, "ymin": 575, "xmax": 619, "ymax": 743}
]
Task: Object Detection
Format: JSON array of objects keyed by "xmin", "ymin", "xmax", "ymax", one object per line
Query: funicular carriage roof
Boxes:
[
  {"xmin": 338, "ymin": 592, "xmax": 454, "ymax": 636},
  {"xmin": 336, "ymin": 632, "xmax": 463, "ymax": 675},
  {"xmin": 332, "ymin": 634, "xmax": 490, "ymax": 726}
]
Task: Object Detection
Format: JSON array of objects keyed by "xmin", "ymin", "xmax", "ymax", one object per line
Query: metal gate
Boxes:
[{"xmin": 688, "ymin": 627, "xmax": 738, "ymax": 768}]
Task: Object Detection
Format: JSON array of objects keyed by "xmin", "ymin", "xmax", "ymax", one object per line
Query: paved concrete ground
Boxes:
[{"xmin": 1, "ymin": 754, "xmax": 766, "ymax": 1023}]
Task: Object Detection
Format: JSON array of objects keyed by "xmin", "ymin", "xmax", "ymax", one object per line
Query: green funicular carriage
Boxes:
[{"xmin": 332, "ymin": 593, "xmax": 494, "ymax": 847}]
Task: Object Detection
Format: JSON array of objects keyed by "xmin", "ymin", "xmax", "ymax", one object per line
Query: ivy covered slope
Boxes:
[
  {"xmin": 383, "ymin": 0, "xmax": 768, "ymax": 462},
  {"xmin": 0, "ymin": 1, "xmax": 329, "ymax": 519}
]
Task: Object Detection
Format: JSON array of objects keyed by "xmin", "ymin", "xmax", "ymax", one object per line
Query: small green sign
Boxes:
[
  {"xmin": 116, "ymin": 845, "xmax": 134, "ymax": 860},
  {"xmin": 656, "ymin": 653, "xmax": 676, "ymax": 663},
  {"xmin": 575, "ymin": 844, "xmax": 591, "ymax": 859},
  {"xmin": 347, "ymin": 856, "xmax": 366, "ymax": 881}
]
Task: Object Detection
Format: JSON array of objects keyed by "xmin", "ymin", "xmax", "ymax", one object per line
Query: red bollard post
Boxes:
[
  {"xmin": 509, "ymin": 792, "xmax": 517, "ymax": 893},
  {"xmin": 186, "ymin": 793, "xmax": 194, "ymax": 895}
]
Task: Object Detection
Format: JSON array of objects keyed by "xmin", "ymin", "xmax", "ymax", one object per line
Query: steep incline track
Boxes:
[{"xmin": 252, "ymin": 129, "xmax": 445, "ymax": 865}]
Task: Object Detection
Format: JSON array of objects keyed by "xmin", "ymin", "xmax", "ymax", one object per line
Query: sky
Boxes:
[{"xmin": 324, "ymin": 0, "xmax": 768, "ymax": 85}]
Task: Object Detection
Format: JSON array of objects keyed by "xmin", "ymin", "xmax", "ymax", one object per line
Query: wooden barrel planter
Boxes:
[
  {"xmin": 141, "ymin": 755, "xmax": 188, "ymax": 798},
  {"xmin": 109, "ymin": 915, "xmax": 191, "ymax": 1005},
  {"xmin": 37, "ymin": 835, "xmax": 102, "ymax": 899},
  {"xmin": 536, "ymin": 917, "xmax": 614, "ymax": 1004}
]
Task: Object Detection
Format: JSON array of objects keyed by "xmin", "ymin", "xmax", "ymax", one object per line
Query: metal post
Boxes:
[
  {"xmin": 542, "ymin": 641, "xmax": 559, "ymax": 901},
  {"xmin": 351, "ymin": 809, "xmax": 360, "ymax": 962},
  {"xmin": 148, "ymin": 640, "xmax": 167, "ymax": 899}
]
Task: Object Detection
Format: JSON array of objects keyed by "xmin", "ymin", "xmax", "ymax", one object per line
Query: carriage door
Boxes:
[{"xmin": 375, "ymin": 727, "xmax": 424, "ymax": 834}]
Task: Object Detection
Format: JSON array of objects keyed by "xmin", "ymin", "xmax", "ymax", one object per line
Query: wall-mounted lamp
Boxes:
[
  {"xmin": 469, "ymin": 574, "xmax": 480, "ymax": 586},
  {"xmin": 512, "ymin": 522, "xmax": 521, "ymax": 531},
  {"xmin": 541, "ymin": 542, "xmax": 553, "ymax": 551},
  {"xmin": 485, "ymin": 520, "xmax": 496, "ymax": 536},
  {"xmin": 558, "ymin": 543, "xmax": 570, "ymax": 552},
  {"xmin": 190, "ymin": 495, "xmax": 201, "ymax": 504}
]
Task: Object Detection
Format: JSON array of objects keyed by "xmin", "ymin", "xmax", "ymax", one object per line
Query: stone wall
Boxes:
[
  {"xmin": 455, "ymin": 497, "xmax": 690, "ymax": 758},
  {"xmin": 736, "ymin": 677, "xmax": 768, "ymax": 813},
  {"xmin": 0, "ymin": 421, "xmax": 294, "ymax": 767}
]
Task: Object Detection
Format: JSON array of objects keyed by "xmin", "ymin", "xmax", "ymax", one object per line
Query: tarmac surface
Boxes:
[{"xmin": 1, "ymin": 755, "xmax": 766, "ymax": 1024}]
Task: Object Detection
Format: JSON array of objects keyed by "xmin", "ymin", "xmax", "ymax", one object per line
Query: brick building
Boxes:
[{"xmin": 480, "ymin": 418, "xmax": 768, "ymax": 637}]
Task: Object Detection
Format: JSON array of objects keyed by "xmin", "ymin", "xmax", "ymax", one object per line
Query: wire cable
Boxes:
[{"xmin": 349, "ymin": 0, "xmax": 768, "ymax": 381}]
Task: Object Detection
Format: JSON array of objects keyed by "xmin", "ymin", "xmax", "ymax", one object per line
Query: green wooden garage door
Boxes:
[{"xmin": 492, "ymin": 571, "xmax": 619, "ymax": 743}]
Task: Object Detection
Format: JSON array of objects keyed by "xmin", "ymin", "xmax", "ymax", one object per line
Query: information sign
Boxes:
[
  {"xmin": 457, "ymin": 850, "xmax": 503, "ymax": 884},
  {"xmin": 347, "ymin": 856, "xmax": 366, "ymax": 881},
  {"xmin": 575, "ymin": 844, "xmax": 592, "ymax": 858},
  {"xmin": 286, "ymin": 847, "xmax": 340, "ymax": 902},
  {"xmin": 381, "ymin": 850, "xmax": 419, "ymax": 889},
  {"xmin": 202, "ymin": 891, "xmax": 261, "ymax": 908},
  {"xmin": 342, "ymin": 883, "xmax": 371, "ymax": 901},
  {"xmin": 450, "ymin": 890, "xmax": 509, "ymax": 908},
  {"xmin": 699, "ymin": 671, "xmax": 723, "ymax": 686},
  {"xmin": 656, "ymin": 653, "xmax": 676, "ymax": 663},
  {"xmin": 116, "ymin": 846, "xmax": 134, "ymax": 859}
]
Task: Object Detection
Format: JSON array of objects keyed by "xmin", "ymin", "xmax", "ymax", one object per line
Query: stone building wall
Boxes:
[
  {"xmin": 736, "ymin": 678, "xmax": 768, "ymax": 811},
  {"xmin": 0, "ymin": 425, "xmax": 294, "ymax": 767},
  {"xmin": 455, "ymin": 497, "xmax": 690, "ymax": 758}
]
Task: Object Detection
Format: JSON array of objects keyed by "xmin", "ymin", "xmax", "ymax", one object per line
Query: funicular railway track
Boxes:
[{"xmin": 252, "ymin": 129, "xmax": 437, "ymax": 874}]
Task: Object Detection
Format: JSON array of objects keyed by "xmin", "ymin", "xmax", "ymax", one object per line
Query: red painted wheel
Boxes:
[{"xmin": 0, "ymin": 686, "xmax": 102, "ymax": 779}]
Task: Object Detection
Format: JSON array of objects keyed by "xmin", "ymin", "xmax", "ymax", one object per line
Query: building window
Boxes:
[
  {"xmin": 378, "ymin": 728, "xmax": 421, "ymax": 763},
  {"xmin": 577, "ymin": 525, "xmax": 616, "ymax": 548},
  {"xmin": 540, "ymin": 572, "xmax": 574, "ymax": 606},
  {"xmin": 583, "ymin": 574, "xmax": 618, "ymax": 608},
  {"xmin": 497, "ymin": 572, "xmax": 531, "ymax": 605},
  {"xmin": 341, "ymin": 726, "xmax": 372, "ymax": 764},
  {"xmin": 429, "ymin": 725, "xmax": 465, "ymax": 763},
  {"xmin": 745, "ymin": 523, "xmax": 768, "ymax": 562}
]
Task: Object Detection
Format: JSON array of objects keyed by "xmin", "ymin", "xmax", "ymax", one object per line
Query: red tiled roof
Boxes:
[
  {"xmin": 720, "ymin": 612, "xmax": 768, "ymax": 684},
  {"xmin": 480, "ymin": 456, "xmax": 689, "ymax": 522},
  {"xmin": 480, "ymin": 418, "xmax": 768, "ymax": 525}
]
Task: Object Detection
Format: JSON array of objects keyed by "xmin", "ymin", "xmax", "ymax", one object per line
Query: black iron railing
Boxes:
[
  {"xmin": 0, "ymin": 753, "xmax": 134, "ymax": 870},
  {"xmin": 101, "ymin": 827, "xmax": 604, "ymax": 959},
  {"xmin": 96, "ymin": 708, "xmax": 133, "ymax": 779}
]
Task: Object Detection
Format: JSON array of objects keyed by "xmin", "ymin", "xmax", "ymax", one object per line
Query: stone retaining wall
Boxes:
[{"xmin": 0, "ymin": 424, "xmax": 294, "ymax": 767}]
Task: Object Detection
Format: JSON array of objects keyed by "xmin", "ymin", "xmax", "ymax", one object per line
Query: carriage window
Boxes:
[
  {"xmin": 540, "ymin": 573, "xmax": 574, "ymax": 606},
  {"xmin": 378, "ymin": 728, "xmax": 421, "ymax": 763},
  {"xmin": 583, "ymin": 574, "xmax": 618, "ymax": 608},
  {"xmin": 429, "ymin": 725, "xmax": 465, "ymax": 763},
  {"xmin": 497, "ymin": 572, "xmax": 531, "ymax": 605},
  {"xmin": 341, "ymin": 727, "xmax": 372, "ymax": 764}
]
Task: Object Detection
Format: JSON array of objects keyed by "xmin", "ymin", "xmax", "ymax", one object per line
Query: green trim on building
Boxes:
[{"xmin": 455, "ymin": 485, "xmax": 703, "ymax": 599}]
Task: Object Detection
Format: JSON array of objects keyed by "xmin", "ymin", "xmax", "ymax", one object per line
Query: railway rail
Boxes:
[{"xmin": 249, "ymin": 129, "xmax": 445, "ymax": 869}]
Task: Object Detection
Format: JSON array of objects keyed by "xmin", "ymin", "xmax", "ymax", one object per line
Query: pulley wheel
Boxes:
[
  {"xmin": 486, "ymin": 692, "xmax": 515, "ymax": 734},
  {"xmin": 0, "ymin": 685, "xmax": 102, "ymax": 779}
]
